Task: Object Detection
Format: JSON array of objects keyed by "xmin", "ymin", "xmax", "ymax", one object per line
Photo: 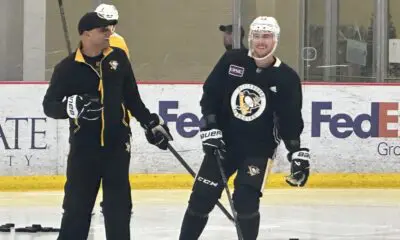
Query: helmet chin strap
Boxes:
[{"xmin": 248, "ymin": 40, "xmax": 278, "ymax": 66}]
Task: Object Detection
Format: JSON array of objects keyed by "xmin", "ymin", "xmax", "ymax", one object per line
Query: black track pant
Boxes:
[
  {"xmin": 179, "ymin": 148, "xmax": 274, "ymax": 240},
  {"xmin": 57, "ymin": 143, "xmax": 132, "ymax": 240}
]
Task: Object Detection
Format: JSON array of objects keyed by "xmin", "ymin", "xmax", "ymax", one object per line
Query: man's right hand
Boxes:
[
  {"xmin": 200, "ymin": 129, "xmax": 226, "ymax": 156},
  {"xmin": 285, "ymin": 148, "xmax": 310, "ymax": 187},
  {"xmin": 66, "ymin": 94, "xmax": 103, "ymax": 120}
]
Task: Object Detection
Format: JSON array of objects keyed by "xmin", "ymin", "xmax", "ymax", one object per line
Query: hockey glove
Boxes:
[
  {"xmin": 285, "ymin": 148, "xmax": 310, "ymax": 187},
  {"xmin": 66, "ymin": 94, "xmax": 103, "ymax": 121},
  {"xmin": 142, "ymin": 113, "xmax": 173, "ymax": 150},
  {"xmin": 200, "ymin": 129, "xmax": 226, "ymax": 158}
]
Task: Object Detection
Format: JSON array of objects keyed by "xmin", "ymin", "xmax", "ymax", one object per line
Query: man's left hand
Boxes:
[{"xmin": 142, "ymin": 113, "xmax": 173, "ymax": 150}]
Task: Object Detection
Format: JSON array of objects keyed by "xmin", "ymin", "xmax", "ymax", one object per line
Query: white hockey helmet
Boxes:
[
  {"xmin": 95, "ymin": 4, "xmax": 119, "ymax": 22},
  {"xmin": 248, "ymin": 16, "xmax": 280, "ymax": 61}
]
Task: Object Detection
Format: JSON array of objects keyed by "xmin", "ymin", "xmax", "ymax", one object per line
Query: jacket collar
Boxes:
[{"xmin": 74, "ymin": 44, "xmax": 113, "ymax": 63}]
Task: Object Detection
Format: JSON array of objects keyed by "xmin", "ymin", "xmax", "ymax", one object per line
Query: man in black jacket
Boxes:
[
  {"xmin": 43, "ymin": 12, "xmax": 172, "ymax": 240},
  {"xmin": 219, "ymin": 24, "xmax": 247, "ymax": 51}
]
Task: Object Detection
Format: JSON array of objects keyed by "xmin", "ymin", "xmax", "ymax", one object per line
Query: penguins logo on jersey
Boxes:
[{"xmin": 230, "ymin": 84, "xmax": 267, "ymax": 121}]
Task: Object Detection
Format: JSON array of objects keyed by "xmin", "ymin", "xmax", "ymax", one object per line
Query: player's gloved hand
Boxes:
[
  {"xmin": 142, "ymin": 113, "xmax": 173, "ymax": 150},
  {"xmin": 285, "ymin": 148, "xmax": 310, "ymax": 187},
  {"xmin": 66, "ymin": 94, "xmax": 103, "ymax": 121},
  {"xmin": 200, "ymin": 128, "xmax": 226, "ymax": 158}
]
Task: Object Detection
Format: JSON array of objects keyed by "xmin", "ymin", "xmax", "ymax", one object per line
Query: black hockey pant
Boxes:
[
  {"xmin": 57, "ymin": 143, "xmax": 132, "ymax": 240},
  {"xmin": 179, "ymin": 149, "xmax": 274, "ymax": 240}
]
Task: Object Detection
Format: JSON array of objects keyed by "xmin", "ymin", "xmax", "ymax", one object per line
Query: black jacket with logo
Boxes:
[
  {"xmin": 43, "ymin": 47, "xmax": 152, "ymax": 147},
  {"xmin": 200, "ymin": 50, "xmax": 304, "ymax": 155}
]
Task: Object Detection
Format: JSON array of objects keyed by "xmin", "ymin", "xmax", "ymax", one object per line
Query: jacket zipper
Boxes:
[
  {"xmin": 99, "ymin": 61, "xmax": 105, "ymax": 147},
  {"xmin": 82, "ymin": 58, "xmax": 106, "ymax": 147}
]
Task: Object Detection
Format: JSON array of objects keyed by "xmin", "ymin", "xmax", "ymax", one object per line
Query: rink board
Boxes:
[
  {"xmin": 0, "ymin": 173, "xmax": 400, "ymax": 191},
  {"xmin": 0, "ymin": 82, "xmax": 399, "ymax": 189}
]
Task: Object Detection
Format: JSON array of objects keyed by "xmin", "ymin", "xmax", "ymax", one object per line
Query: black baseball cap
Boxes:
[
  {"xmin": 219, "ymin": 24, "xmax": 245, "ymax": 38},
  {"xmin": 78, "ymin": 12, "xmax": 116, "ymax": 35}
]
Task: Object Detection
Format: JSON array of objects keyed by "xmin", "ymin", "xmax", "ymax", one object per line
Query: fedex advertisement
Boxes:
[
  {"xmin": 312, "ymin": 102, "xmax": 399, "ymax": 139},
  {"xmin": 304, "ymin": 84, "xmax": 400, "ymax": 173},
  {"xmin": 311, "ymin": 101, "xmax": 400, "ymax": 157},
  {"xmin": 0, "ymin": 83, "xmax": 399, "ymax": 175},
  {"xmin": 159, "ymin": 100, "xmax": 204, "ymax": 138}
]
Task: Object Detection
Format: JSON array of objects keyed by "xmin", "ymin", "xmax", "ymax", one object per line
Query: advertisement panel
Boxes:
[{"xmin": 0, "ymin": 83, "xmax": 399, "ymax": 176}]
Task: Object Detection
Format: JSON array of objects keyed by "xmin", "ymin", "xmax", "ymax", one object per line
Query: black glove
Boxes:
[
  {"xmin": 285, "ymin": 148, "xmax": 310, "ymax": 187},
  {"xmin": 142, "ymin": 113, "xmax": 173, "ymax": 150},
  {"xmin": 199, "ymin": 128, "xmax": 226, "ymax": 157},
  {"xmin": 66, "ymin": 94, "xmax": 102, "ymax": 120}
]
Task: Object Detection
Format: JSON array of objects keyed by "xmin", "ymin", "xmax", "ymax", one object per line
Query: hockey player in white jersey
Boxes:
[{"xmin": 178, "ymin": 16, "xmax": 311, "ymax": 240}]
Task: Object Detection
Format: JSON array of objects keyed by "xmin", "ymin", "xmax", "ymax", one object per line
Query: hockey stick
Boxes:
[
  {"xmin": 166, "ymin": 143, "xmax": 235, "ymax": 223},
  {"xmin": 57, "ymin": 0, "xmax": 72, "ymax": 54},
  {"xmin": 214, "ymin": 149, "xmax": 243, "ymax": 240}
]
